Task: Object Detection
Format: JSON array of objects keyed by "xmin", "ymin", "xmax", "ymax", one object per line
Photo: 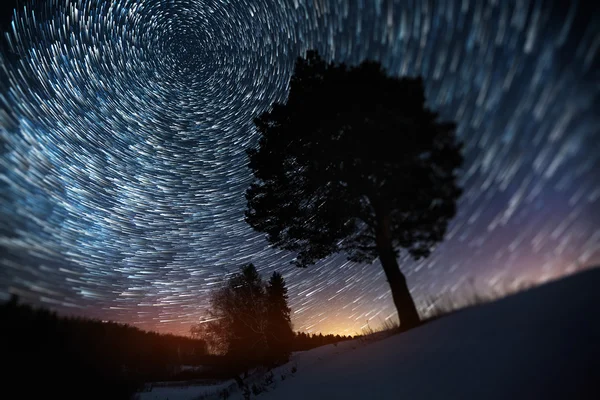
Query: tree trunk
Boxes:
[{"xmin": 375, "ymin": 214, "xmax": 421, "ymax": 330}]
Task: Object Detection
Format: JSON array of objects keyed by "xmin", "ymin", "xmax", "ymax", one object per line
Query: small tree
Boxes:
[
  {"xmin": 226, "ymin": 264, "xmax": 268, "ymax": 368},
  {"xmin": 192, "ymin": 265, "xmax": 295, "ymax": 374},
  {"xmin": 192, "ymin": 264, "xmax": 268, "ymax": 371},
  {"xmin": 245, "ymin": 51, "xmax": 463, "ymax": 330},
  {"xmin": 190, "ymin": 317, "xmax": 229, "ymax": 355},
  {"xmin": 265, "ymin": 272, "xmax": 294, "ymax": 363}
]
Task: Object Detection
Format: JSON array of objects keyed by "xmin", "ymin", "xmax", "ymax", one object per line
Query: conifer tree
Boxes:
[{"xmin": 265, "ymin": 272, "xmax": 294, "ymax": 363}]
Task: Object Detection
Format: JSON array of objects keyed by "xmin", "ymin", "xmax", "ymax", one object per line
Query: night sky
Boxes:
[{"xmin": 0, "ymin": 0, "xmax": 598, "ymax": 336}]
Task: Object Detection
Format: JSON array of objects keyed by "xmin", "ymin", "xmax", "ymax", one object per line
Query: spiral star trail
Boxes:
[{"xmin": 0, "ymin": 0, "xmax": 598, "ymax": 335}]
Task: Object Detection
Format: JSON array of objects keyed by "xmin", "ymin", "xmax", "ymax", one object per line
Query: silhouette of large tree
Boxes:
[{"xmin": 245, "ymin": 51, "xmax": 463, "ymax": 329}]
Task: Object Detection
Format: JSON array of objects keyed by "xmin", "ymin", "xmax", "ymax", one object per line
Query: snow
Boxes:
[
  {"xmin": 137, "ymin": 267, "xmax": 600, "ymax": 400},
  {"xmin": 136, "ymin": 380, "xmax": 235, "ymax": 400}
]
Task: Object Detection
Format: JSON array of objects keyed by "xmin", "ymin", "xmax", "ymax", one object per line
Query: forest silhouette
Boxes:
[{"xmin": 2, "ymin": 285, "xmax": 352, "ymax": 399}]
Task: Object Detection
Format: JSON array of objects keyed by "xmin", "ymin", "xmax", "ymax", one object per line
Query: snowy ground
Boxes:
[
  {"xmin": 136, "ymin": 267, "xmax": 600, "ymax": 400},
  {"xmin": 136, "ymin": 381, "xmax": 234, "ymax": 400}
]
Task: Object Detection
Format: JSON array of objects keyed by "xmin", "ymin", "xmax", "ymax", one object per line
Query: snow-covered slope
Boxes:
[
  {"xmin": 138, "ymin": 267, "xmax": 600, "ymax": 400},
  {"xmin": 259, "ymin": 267, "xmax": 600, "ymax": 400}
]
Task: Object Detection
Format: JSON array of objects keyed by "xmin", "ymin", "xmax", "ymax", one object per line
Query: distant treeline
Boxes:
[
  {"xmin": 1, "ymin": 295, "xmax": 208, "ymax": 399},
  {"xmin": 292, "ymin": 331, "xmax": 353, "ymax": 351},
  {"xmin": 1, "ymin": 294, "xmax": 354, "ymax": 399}
]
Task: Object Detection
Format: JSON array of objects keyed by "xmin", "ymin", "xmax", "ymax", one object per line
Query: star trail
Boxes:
[{"xmin": 0, "ymin": 0, "xmax": 598, "ymax": 336}]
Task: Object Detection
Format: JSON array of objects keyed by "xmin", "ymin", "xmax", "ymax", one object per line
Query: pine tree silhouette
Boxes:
[{"xmin": 265, "ymin": 272, "xmax": 294, "ymax": 363}]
